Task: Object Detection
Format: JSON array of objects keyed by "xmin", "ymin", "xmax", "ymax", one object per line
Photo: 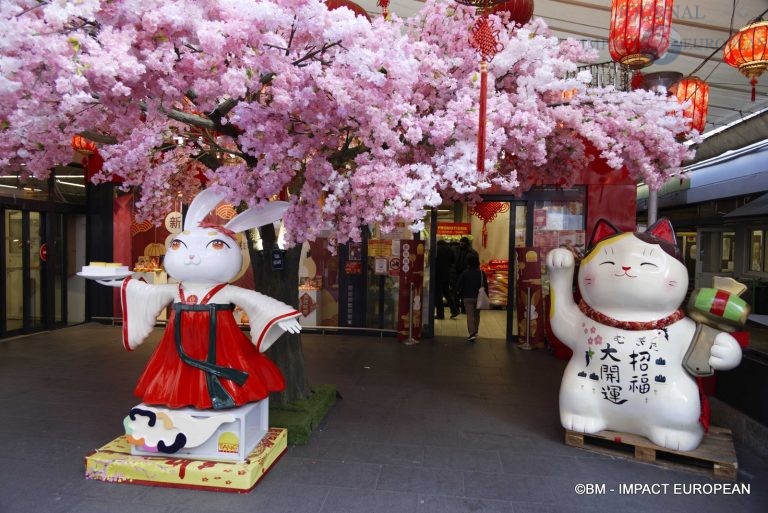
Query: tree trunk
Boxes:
[{"xmin": 248, "ymin": 224, "xmax": 310, "ymax": 405}]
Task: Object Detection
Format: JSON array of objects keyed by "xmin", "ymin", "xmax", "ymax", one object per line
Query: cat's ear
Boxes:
[
  {"xmin": 588, "ymin": 219, "xmax": 621, "ymax": 248},
  {"xmin": 646, "ymin": 218, "xmax": 676, "ymax": 245}
]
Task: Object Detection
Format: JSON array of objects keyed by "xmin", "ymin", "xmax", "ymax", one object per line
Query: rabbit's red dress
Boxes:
[{"xmin": 120, "ymin": 279, "xmax": 300, "ymax": 410}]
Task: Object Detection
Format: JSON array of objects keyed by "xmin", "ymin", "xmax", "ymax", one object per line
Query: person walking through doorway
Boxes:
[
  {"xmin": 456, "ymin": 253, "xmax": 488, "ymax": 342},
  {"xmin": 454, "ymin": 236, "xmax": 478, "ymax": 314},
  {"xmin": 434, "ymin": 239, "xmax": 459, "ymax": 319}
]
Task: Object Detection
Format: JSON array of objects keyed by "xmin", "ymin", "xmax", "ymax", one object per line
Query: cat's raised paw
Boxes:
[{"xmin": 546, "ymin": 248, "xmax": 575, "ymax": 270}]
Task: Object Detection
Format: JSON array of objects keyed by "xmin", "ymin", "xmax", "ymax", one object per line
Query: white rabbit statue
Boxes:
[
  {"xmin": 546, "ymin": 218, "xmax": 742, "ymax": 452},
  {"xmin": 97, "ymin": 189, "xmax": 301, "ymax": 456}
]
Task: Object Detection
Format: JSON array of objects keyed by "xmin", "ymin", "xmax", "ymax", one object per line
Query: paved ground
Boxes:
[{"xmin": 0, "ymin": 323, "xmax": 766, "ymax": 513}]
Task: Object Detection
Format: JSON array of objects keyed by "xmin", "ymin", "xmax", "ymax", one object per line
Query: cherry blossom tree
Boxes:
[
  {"xmin": 0, "ymin": 0, "xmax": 694, "ymax": 402},
  {"xmin": 1, "ymin": 0, "xmax": 692, "ymax": 241}
]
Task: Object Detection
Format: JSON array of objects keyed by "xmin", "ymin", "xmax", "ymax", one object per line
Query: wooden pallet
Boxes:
[{"xmin": 565, "ymin": 426, "xmax": 738, "ymax": 480}]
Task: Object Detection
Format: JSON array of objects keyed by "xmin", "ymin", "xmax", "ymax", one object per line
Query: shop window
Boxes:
[
  {"xmin": 751, "ymin": 230, "xmax": 764, "ymax": 272},
  {"xmin": 721, "ymin": 232, "xmax": 735, "ymax": 272},
  {"xmin": 532, "ymin": 199, "xmax": 585, "ymax": 273},
  {"xmin": 699, "ymin": 231, "xmax": 736, "ymax": 274}
]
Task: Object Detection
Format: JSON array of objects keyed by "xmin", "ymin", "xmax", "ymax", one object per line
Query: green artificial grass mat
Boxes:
[{"xmin": 269, "ymin": 384, "xmax": 338, "ymax": 445}]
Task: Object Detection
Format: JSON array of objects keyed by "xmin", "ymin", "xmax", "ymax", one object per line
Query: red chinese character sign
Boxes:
[
  {"xmin": 546, "ymin": 218, "xmax": 744, "ymax": 452},
  {"xmin": 299, "ymin": 292, "xmax": 317, "ymax": 317},
  {"xmin": 397, "ymin": 240, "xmax": 425, "ymax": 342}
]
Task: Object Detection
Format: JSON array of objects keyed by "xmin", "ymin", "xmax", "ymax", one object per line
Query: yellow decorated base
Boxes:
[{"xmin": 85, "ymin": 428, "xmax": 287, "ymax": 493}]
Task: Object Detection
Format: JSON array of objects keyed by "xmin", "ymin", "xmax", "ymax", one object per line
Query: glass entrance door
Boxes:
[
  {"xmin": 4, "ymin": 209, "xmax": 24, "ymax": 332},
  {"xmin": 3, "ymin": 209, "xmax": 47, "ymax": 334}
]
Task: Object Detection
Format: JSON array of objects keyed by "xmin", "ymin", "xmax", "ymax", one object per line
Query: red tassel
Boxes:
[
  {"xmin": 477, "ymin": 60, "xmax": 488, "ymax": 174},
  {"xmin": 468, "ymin": 15, "xmax": 502, "ymax": 176},
  {"xmin": 752, "ymin": 78, "xmax": 757, "ymax": 102},
  {"xmin": 377, "ymin": 0, "xmax": 389, "ymax": 18}
]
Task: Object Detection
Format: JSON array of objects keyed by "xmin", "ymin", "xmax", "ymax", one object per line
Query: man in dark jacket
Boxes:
[
  {"xmin": 434, "ymin": 239, "xmax": 459, "ymax": 319},
  {"xmin": 454, "ymin": 237, "xmax": 478, "ymax": 314}
]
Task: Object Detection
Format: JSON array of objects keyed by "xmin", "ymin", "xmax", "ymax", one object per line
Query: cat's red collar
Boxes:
[{"xmin": 578, "ymin": 300, "xmax": 685, "ymax": 330}]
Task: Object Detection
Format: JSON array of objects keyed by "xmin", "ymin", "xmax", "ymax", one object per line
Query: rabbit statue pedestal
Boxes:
[
  {"xmin": 85, "ymin": 425, "xmax": 287, "ymax": 492},
  {"xmin": 85, "ymin": 400, "xmax": 290, "ymax": 492},
  {"xmin": 125, "ymin": 400, "xmax": 269, "ymax": 462}
]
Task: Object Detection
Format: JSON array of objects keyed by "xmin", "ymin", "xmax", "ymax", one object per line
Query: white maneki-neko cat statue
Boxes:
[
  {"xmin": 546, "ymin": 218, "xmax": 743, "ymax": 452},
  {"xmin": 97, "ymin": 189, "xmax": 301, "ymax": 457}
]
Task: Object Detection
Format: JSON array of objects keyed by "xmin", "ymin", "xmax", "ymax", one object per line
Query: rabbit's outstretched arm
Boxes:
[
  {"xmin": 225, "ymin": 286, "xmax": 301, "ymax": 353},
  {"xmin": 121, "ymin": 279, "xmax": 176, "ymax": 350}
]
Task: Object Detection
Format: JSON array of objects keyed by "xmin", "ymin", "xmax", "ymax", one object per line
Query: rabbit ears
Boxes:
[{"xmin": 184, "ymin": 188, "xmax": 289, "ymax": 234}]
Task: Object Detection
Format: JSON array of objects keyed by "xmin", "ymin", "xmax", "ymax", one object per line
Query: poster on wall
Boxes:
[
  {"xmin": 374, "ymin": 257, "xmax": 388, "ymax": 275},
  {"xmin": 368, "ymin": 239, "xmax": 391, "ymax": 257},
  {"xmin": 348, "ymin": 242, "xmax": 361, "ymax": 261},
  {"xmin": 515, "ymin": 247, "xmax": 545, "ymax": 349},
  {"xmin": 397, "ymin": 240, "xmax": 424, "ymax": 343},
  {"xmin": 344, "ymin": 261, "xmax": 362, "ymax": 274}
]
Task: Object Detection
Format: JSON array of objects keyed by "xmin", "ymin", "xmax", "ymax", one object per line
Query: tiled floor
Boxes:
[
  {"xmin": 433, "ymin": 309, "xmax": 511, "ymax": 340},
  {"xmin": 1, "ymin": 323, "xmax": 766, "ymax": 513}
]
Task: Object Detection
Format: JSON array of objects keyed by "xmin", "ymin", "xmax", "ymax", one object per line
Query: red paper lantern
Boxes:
[
  {"xmin": 325, "ymin": 0, "xmax": 371, "ymax": 20},
  {"xmin": 671, "ymin": 76, "xmax": 709, "ymax": 133},
  {"xmin": 609, "ymin": 0, "xmax": 674, "ymax": 69},
  {"xmin": 492, "ymin": 0, "xmax": 534, "ymax": 26},
  {"xmin": 71, "ymin": 134, "xmax": 98, "ymax": 155},
  {"xmin": 723, "ymin": 20, "xmax": 768, "ymax": 101}
]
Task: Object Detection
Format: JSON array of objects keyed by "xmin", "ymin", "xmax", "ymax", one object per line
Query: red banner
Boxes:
[
  {"xmin": 436, "ymin": 222, "xmax": 471, "ymax": 236},
  {"xmin": 397, "ymin": 240, "xmax": 425, "ymax": 342}
]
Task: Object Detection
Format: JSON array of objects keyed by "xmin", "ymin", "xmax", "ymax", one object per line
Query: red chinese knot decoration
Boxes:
[
  {"xmin": 470, "ymin": 17, "xmax": 504, "ymax": 61},
  {"xmin": 609, "ymin": 0, "xmax": 674, "ymax": 69},
  {"xmin": 723, "ymin": 20, "xmax": 768, "ymax": 102},
  {"xmin": 456, "ymin": 1, "xmax": 504, "ymax": 175},
  {"xmin": 469, "ymin": 201, "xmax": 510, "ymax": 247},
  {"xmin": 672, "ymin": 77, "xmax": 709, "ymax": 133}
]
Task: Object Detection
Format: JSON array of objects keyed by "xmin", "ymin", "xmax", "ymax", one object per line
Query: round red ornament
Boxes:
[{"xmin": 492, "ymin": 0, "xmax": 534, "ymax": 26}]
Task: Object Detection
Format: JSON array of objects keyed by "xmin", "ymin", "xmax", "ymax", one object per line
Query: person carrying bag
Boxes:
[
  {"xmin": 477, "ymin": 272, "xmax": 490, "ymax": 310},
  {"xmin": 456, "ymin": 254, "xmax": 489, "ymax": 343}
]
